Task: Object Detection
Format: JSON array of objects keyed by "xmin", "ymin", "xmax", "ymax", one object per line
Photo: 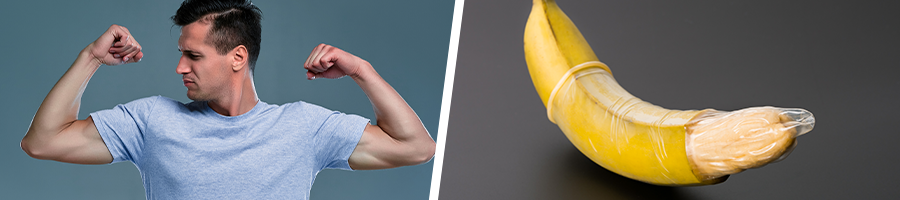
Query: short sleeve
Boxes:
[
  {"xmin": 311, "ymin": 106, "xmax": 369, "ymax": 170},
  {"xmin": 90, "ymin": 96, "xmax": 160, "ymax": 164}
]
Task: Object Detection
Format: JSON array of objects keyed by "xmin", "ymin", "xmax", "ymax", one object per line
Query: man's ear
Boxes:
[{"xmin": 231, "ymin": 45, "xmax": 248, "ymax": 72}]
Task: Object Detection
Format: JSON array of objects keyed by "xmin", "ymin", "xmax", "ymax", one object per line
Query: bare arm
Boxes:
[
  {"xmin": 21, "ymin": 25, "xmax": 143, "ymax": 164},
  {"xmin": 304, "ymin": 44, "xmax": 436, "ymax": 170}
]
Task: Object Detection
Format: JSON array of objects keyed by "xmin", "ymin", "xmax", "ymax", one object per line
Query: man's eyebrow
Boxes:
[{"xmin": 178, "ymin": 49, "xmax": 198, "ymax": 54}]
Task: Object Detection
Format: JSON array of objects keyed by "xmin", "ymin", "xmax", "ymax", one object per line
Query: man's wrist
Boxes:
[
  {"xmin": 79, "ymin": 44, "xmax": 103, "ymax": 68},
  {"xmin": 350, "ymin": 61, "xmax": 376, "ymax": 82}
]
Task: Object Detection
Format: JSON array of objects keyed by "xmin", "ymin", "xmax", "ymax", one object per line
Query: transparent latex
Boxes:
[
  {"xmin": 686, "ymin": 107, "xmax": 815, "ymax": 180},
  {"xmin": 546, "ymin": 65, "xmax": 815, "ymax": 185}
]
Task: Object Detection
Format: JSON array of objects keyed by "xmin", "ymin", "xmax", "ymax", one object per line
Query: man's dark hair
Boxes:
[{"xmin": 172, "ymin": 0, "xmax": 262, "ymax": 73}]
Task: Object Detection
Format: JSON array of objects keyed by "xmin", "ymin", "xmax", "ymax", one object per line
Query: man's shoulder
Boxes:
[
  {"xmin": 278, "ymin": 100, "xmax": 335, "ymax": 114},
  {"xmin": 267, "ymin": 100, "xmax": 356, "ymax": 122},
  {"xmin": 120, "ymin": 95, "xmax": 199, "ymax": 113},
  {"xmin": 123, "ymin": 95, "xmax": 180, "ymax": 104}
]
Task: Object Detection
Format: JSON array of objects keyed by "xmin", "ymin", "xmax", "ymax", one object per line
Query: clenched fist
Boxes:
[
  {"xmin": 87, "ymin": 24, "xmax": 144, "ymax": 66},
  {"xmin": 303, "ymin": 44, "xmax": 370, "ymax": 80}
]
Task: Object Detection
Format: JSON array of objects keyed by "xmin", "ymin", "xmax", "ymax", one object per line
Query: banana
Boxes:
[{"xmin": 524, "ymin": 0, "xmax": 815, "ymax": 185}]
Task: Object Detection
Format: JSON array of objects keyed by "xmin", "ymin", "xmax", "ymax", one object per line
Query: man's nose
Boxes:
[{"xmin": 176, "ymin": 56, "xmax": 191, "ymax": 74}]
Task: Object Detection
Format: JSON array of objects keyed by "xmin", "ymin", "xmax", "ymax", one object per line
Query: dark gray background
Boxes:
[
  {"xmin": 441, "ymin": 0, "xmax": 899, "ymax": 199},
  {"xmin": 0, "ymin": 0, "xmax": 453, "ymax": 199}
]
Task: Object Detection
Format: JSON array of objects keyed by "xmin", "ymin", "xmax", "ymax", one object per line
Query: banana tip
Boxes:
[{"xmin": 780, "ymin": 108, "xmax": 815, "ymax": 137}]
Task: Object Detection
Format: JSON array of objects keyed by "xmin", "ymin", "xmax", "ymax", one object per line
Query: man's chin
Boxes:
[{"xmin": 186, "ymin": 92, "xmax": 205, "ymax": 101}]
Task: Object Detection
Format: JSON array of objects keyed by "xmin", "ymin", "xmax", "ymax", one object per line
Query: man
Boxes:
[{"xmin": 20, "ymin": 0, "xmax": 436, "ymax": 199}]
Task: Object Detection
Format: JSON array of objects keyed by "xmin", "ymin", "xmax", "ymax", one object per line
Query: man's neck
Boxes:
[{"xmin": 208, "ymin": 75, "xmax": 259, "ymax": 116}]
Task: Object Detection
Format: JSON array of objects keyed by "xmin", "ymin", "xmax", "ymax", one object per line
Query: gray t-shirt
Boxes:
[{"xmin": 90, "ymin": 96, "xmax": 369, "ymax": 199}]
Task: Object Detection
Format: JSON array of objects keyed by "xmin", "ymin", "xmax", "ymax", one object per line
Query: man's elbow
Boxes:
[
  {"xmin": 386, "ymin": 139, "xmax": 436, "ymax": 167},
  {"xmin": 21, "ymin": 133, "xmax": 56, "ymax": 160},
  {"xmin": 408, "ymin": 139, "xmax": 436, "ymax": 165},
  {"xmin": 21, "ymin": 137, "xmax": 48, "ymax": 160}
]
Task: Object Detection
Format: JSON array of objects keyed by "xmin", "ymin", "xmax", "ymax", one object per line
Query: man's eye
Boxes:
[{"xmin": 188, "ymin": 54, "xmax": 200, "ymax": 60}]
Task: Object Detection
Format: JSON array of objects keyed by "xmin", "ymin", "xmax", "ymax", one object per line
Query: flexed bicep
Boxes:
[
  {"xmin": 348, "ymin": 124, "xmax": 434, "ymax": 170},
  {"xmin": 23, "ymin": 116, "xmax": 113, "ymax": 164}
]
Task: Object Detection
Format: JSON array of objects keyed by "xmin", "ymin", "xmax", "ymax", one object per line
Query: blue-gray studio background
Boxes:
[{"xmin": 0, "ymin": 0, "xmax": 453, "ymax": 199}]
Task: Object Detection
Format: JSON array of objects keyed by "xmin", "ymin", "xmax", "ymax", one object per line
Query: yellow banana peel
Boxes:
[{"xmin": 524, "ymin": 0, "xmax": 815, "ymax": 186}]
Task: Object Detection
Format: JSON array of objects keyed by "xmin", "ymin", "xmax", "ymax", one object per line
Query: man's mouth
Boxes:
[{"xmin": 183, "ymin": 79, "xmax": 194, "ymax": 87}]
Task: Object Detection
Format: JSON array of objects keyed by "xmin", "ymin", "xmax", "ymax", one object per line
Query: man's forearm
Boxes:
[
  {"xmin": 23, "ymin": 47, "xmax": 101, "ymax": 148},
  {"xmin": 351, "ymin": 62, "xmax": 435, "ymax": 152}
]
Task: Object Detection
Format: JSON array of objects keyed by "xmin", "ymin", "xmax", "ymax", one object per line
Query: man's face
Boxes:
[{"xmin": 176, "ymin": 21, "xmax": 232, "ymax": 101}]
